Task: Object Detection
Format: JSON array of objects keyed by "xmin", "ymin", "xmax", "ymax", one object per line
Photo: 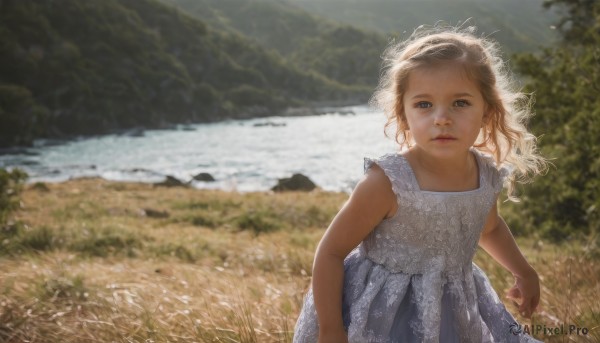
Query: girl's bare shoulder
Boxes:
[{"xmin": 353, "ymin": 163, "xmax": 398, "ymax": 219}]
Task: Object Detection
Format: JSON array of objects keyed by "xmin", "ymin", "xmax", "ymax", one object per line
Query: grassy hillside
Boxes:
[
  {"xmin": 0, "ymin": 178, "xmax": 598, "ymax": 342},
  {"xmin": 0, "ymin": 0, "xmax": 368, "ymax": 147},
  {"xmin": 290, "ymin": 0, "xmax": 559, "ymax": 54}
]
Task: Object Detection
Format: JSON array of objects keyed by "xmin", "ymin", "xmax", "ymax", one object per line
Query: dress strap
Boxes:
[
  {"xmin": 364, "ymin": 153, "xmax": 418, "ymax": 196},
  {"xmin": 472, "ymin": 149, "xmax": 511, "ymax": 194}
]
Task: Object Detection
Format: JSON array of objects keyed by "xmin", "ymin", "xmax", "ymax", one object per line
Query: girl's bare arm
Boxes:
[
  {"xmin": 312, "ymin": 164, "xmax": 396, "ymax": 338},
  {"xmin": 478, "ymin": 201, "xmax": 540, "ymax": 318}
]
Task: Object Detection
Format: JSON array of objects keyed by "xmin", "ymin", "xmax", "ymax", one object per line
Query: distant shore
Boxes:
[
  {"xmin": 0, "ymin": 102, "xmax": 370, "ymax": 152},
  {"xmin": 1, "ymin": 106, "xmax": 382, "ymax": 194}
]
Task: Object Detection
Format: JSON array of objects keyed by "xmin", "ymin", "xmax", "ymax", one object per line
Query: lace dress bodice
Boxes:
[{"xmin": 360, "ymin": 149, "xmax": 503, "ymax": 275}]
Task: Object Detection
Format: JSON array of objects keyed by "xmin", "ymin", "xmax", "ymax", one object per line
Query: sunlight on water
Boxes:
[{"xmin": 0, "ymin": 106, "xmax": 398, "ymax": 192}]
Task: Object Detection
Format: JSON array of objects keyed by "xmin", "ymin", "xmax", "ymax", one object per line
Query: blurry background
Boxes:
[{"xmin": 0, "ymin": 0, "xmax": 598, "ymax": 242}]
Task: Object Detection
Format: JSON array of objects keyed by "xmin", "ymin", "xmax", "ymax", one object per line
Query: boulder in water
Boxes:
[
  {"xmin": 193, "ymin": 172, "xmax": 215, "ymax": 182},
  {"xmin": 271, "ymin": 173, "xmax": 317, "ymax": 192}
]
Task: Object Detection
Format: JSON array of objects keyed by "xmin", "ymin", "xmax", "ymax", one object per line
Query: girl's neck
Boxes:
[
  {"xmin": 412, "ymin": 147, "xmax": 474, "ymax": 175},
  {"xmin": 404, "ymin": 147, "xmax": 479, "ymax": 192}
]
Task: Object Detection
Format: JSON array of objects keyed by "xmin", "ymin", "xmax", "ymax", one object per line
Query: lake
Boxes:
[{"xmin": 0, "ymin": 105, "xmax": 399, "ymax": 193}]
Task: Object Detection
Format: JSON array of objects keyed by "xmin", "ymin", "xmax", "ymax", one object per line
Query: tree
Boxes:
[
  {"xmin": 0, "ymin": 168, "xmax": 27, "ymax": 229},
  {"xmin": 505, "ymin": 0, "xmax": 600, "ymax": 241}
]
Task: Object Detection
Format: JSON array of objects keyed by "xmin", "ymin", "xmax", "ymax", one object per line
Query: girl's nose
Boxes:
[{"xmin": 433, "ymin": 109, "xmax": 451, "ymax": 126}]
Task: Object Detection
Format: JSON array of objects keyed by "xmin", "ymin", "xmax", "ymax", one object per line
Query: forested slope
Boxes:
[
  {"xmin": 291, "ymin": 0, "xmax": 559, "ymax": 54},
  {"xmin": 0, "ymin": 0, "xmax": 367, "ymax": 147},
  {"xmin": 169, "ymin": 0, "xmax": 388, "ymax": 88}
]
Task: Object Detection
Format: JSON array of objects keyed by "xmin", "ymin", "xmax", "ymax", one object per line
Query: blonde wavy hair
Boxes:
[{"xmin": 369, "ymin": 25, "xmax": 546, "ymax": 201}]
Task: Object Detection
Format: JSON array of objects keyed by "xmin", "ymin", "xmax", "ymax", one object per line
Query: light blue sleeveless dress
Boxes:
[{"xmin": 293, "ymin": 149, "xmax": 542, "ymax": 343}]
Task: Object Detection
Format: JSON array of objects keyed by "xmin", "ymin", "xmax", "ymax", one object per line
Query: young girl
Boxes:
[{"xmin": 293, "ymin": 26, "xmax": 546, "ymax": 343}]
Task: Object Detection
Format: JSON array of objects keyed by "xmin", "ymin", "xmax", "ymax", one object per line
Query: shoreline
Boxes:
[
  {"xmin": 0, "ymin": 102, "xmax": 370, "ymax": 153},
  {"xmin": 24, "ymin": 175, "xmax": 348, "ymax": 195},
  {"xmin": 2, "ymin": 104, "xmax": 377, "ymax": 195}
]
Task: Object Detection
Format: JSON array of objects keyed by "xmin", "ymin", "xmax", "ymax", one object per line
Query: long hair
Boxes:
[{"xmin": 369, "ymin": 25, "xmax": 546, "ymax": 200}]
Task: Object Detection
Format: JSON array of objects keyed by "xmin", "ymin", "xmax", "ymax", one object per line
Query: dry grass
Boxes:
[
  {"xmin": 1, "ymin": 178, "xmax": 598, "ymax": 342},
  {"xmin": 475, "ymin": 239, "xmax": 600, "ymax": 342}
]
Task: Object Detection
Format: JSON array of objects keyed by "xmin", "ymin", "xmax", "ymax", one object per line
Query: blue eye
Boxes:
[
  {"xmin": 454, "ymin": 100, "xmax": 470, "ymax": 107},
  {"xmin": 416, "ymin": 101, "xmax": 432, "ymax": 109}
]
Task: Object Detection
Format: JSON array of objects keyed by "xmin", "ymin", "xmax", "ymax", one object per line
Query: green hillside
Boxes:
[
  {"xmin": 0, "ymin": 0, "xmax": 564, "ymax": 148},
  {"xmin": 0, "ymin": 0, "xmax": 367, "ymax": 147},
  {"xmin": 290, "ymin": 0, "xmax": 559, "ymax": 54},
  {"xmin": 168, "ymin": 0, "xmax": 387, "ymax": 88},
  {"xmin": 168, "ymin": 0, "xmax": 559, "ymax": 92}
]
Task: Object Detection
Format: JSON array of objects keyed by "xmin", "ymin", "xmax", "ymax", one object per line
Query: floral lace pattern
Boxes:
[{"xmin": 293, "ymin": 150, "xmax": 542, "ymax": 343}]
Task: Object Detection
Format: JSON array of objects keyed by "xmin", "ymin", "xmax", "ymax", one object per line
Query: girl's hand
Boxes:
[
  {"xmin": 506, "ymin": 268, "xmax": 540, "ymax": 318},
  {"xmin": 318, "ymin": 328, "xmax": 349, "ymax": 343}
]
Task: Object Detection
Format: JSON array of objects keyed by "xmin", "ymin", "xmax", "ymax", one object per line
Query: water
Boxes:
[{"xmin": 0, "ymin": 105, "xmax": 399, "ymax": 193}]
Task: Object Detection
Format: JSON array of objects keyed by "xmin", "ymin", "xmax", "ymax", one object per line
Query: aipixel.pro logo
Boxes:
[
  {"xmin": 509, "ymin": 322, "xmax": 522, "ymax": 335},
  {"xmin": 509, "ymin": 322, "xmax": 589, "ymax": 336}
]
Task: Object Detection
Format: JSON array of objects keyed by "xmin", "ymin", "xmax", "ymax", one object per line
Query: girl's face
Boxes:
[{"xmin": 402, "ymin": 63, "xmax": 486, "ymax": 159}]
